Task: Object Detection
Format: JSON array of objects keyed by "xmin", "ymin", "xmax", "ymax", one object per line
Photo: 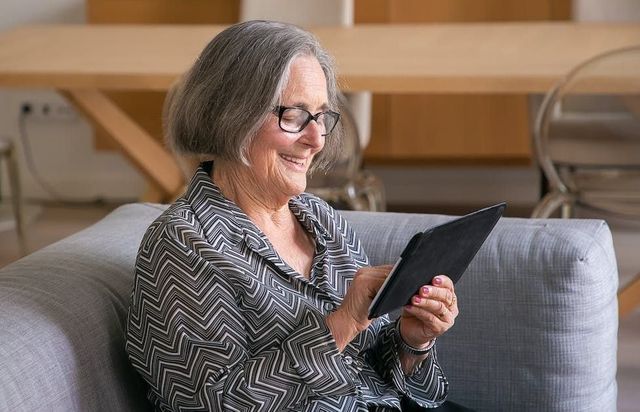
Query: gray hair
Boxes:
[{"xmin": 164, "ymin": 20, "xmax": 342, "ymax": 174}]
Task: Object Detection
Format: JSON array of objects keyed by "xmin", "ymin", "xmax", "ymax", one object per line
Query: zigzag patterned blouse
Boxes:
[{"xmin": 126, "ymin": 164, "xmax": 448, "ymax": 411}]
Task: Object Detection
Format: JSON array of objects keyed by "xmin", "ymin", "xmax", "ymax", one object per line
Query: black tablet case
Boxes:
[{"xmin": 368, "ymin": 203, "xmax": 506, "ymax": 319}]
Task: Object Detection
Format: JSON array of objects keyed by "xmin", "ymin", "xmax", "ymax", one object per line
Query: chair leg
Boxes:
[
  {"xmin": 560, "ymin": 202, "xmax": 574, "ymax": 219},
  {"xmin": 356, "ymin": 172, "xmax": 386, "ymax": 212},
  {"xmin": 364, "ymin": 186, "xmax": 386, "ymax": 212},
  {"xmin": 531, "ymin": 192, "xmax": 573, "ymax": 218},
  {"xmin": 619, "ymin": 272, "xmax": 640, "ymax": 318},
  {"xmin": 4, "ymin": 140, "xmax": 27, "ymax": 256}
]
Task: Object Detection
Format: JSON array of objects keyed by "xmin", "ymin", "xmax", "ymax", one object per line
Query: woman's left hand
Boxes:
[{"xmin": 399, "ymin": 275, "xmax": 459, "ymax": 349}]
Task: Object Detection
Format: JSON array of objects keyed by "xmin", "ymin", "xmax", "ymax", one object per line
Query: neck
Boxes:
[{"xmin": 212, "ymin": 161, "xmax": 293, "ymax": 231}]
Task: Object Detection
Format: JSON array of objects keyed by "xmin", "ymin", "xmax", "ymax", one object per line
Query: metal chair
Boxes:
[
  {"xmin": 306, "ymin": 94, "xmax": 386, "ymax": 211},
  {"xmin": 531, "ymin": 45, "xmax": 640, "ymax": 317},
  {"xmin": 240, "ymin": 0, "xmax": 385, "ymax": 211},
  {"xmin": 0, "ymin": 138, "xmax": 27, "ymax": 255},
  {"xmin": 531, "ymin": 45, "xmax": 640, "ymax": 219}
]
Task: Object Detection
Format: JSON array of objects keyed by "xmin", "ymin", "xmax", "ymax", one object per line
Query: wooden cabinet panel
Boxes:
[
  {"xmin": 364, "ymin": 94, "xmax": 531, "ymax": 163},
  {"xmin": 355, "ymin": 0, "xmax": 571, "ymax": 22},
  {"xmin": 354, "ymin": 0, "xmax": 389, "ymax": 23},
  {"xmin": 87, "ymin": 0, "xmax": 239, "ymax": 24},
  {"xmin": 386, "ymin": 0, "xmax": 570, "ymax": 22}
]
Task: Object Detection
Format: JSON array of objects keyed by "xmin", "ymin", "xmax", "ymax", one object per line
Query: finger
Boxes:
[
  {"xmin": 433, "ymin": 301, "xmax": 452, "ymax": 323},
  {"xmin": 448, "ymin": 294, "xmax": 459, "ymax": 316},
  {"xmin": 418, "ymin": 285, "xmax": 455, "ymax": 307},
  {"xmin": 409, "ymin": 296, "xmax": 456, "ymax": 325},
  {"xmin": 357, "ymin": 265, "xmax": 393, "ymax": 279},
  {"xmin": 432, "ymin": 275, "xmax": 454, "ymax": 290},
  {"xmin": 403, "ymin": 302, "xmax": 452, "ymax": 337},
  {"xmin": 354, "ymin": 267, "xmax": 391, "ymax": 297}
]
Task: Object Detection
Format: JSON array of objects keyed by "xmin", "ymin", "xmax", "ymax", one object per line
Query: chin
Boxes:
[{"xmin": 286, "ymin": 179, "xmax": 307, "ymax": 197}]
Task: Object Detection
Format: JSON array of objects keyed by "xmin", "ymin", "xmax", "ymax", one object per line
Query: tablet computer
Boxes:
[{"xmin": 368, "ymin": 202, "xmax": 506, "ymax": 319}]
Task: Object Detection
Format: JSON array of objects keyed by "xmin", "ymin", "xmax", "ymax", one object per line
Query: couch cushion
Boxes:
[{"xmin": 342, "ymin": 210, "xmax": 618, "ymax": 411}]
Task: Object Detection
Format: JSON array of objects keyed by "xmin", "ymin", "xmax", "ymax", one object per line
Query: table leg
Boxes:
[
  {"xmin": 141, "ymin": 181, "xmax": 184, "ymax": 203},
  {"xmin": 619, "ymin": 272, "xmax": 640, "ymax": 317},
  {"xmin": 62, "ymin": 89, "xmax": 184, "ymax": 202}
]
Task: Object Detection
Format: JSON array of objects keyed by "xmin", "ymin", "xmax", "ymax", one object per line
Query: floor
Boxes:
[{"xmin": 0, "ymin": 201, "xmax": 638, "ymax": 410}]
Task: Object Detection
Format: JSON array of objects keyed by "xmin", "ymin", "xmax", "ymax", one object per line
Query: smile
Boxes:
[{"xmin": 280, "ymin": 154, "xmax": 306, "ymax": 167}]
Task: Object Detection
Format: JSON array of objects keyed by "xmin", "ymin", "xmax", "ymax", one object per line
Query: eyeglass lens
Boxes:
[{"xmin": 279, "ymin": 107, "xmax": 338, "ymax": 136}]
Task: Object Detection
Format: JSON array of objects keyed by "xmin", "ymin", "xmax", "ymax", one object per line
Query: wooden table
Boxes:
[
  {"xmin": 2, "ymin": 22, "xmax": 640, "ymax": 316},
  {"xmin": 1, "ymin": 22, "xmax": 640, "ymax": 198}
]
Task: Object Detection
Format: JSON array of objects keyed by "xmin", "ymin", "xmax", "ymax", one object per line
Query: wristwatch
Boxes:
[{"xmin": 394, "ymin": 318, "xmax": 436, "ymax": 356}]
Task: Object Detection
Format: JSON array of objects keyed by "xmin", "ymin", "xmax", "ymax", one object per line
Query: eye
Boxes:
[{"xmin": 281, "ymin": 111, "xmax": 299, "ymax": 122}]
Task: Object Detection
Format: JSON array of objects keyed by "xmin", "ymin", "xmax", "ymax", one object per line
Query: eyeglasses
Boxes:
[{"xmin": 273, "ymin": 106, "xmax": 340, "ymax": 137}]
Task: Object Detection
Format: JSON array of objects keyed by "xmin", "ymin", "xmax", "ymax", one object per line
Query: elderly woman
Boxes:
[{"xmin": 126, "ymin": 20, "xmax": 460, "ymax": 411}]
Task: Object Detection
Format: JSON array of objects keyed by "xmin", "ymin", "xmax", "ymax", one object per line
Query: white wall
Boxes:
[
  {"xmin": 0, "ymin": 0, "xmax": 146, "ymax": 202},
  {"xmin": 0, "ymin": 0, "xmax": 84, "ymax": 29},
  {"xmin": 574, "ymin": 0, "xmax": 640, "ymax": 22}
]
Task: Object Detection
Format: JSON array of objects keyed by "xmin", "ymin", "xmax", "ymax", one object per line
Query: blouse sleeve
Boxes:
[
  {"xmin": 308, "ymin": 195, "xmax": 449, "ymax": 407},
  {"xmin": 126, "ymin": 235, "xmax": 357, "ymax": 411},
  {"xmin": 365, "ymin": 320, "xmax": 449, "ymax": 408}
]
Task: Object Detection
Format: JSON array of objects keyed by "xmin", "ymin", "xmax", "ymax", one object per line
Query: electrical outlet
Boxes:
[{"xmin": 20, "ymin": 101, "xmax": 78, "ymax": 121}]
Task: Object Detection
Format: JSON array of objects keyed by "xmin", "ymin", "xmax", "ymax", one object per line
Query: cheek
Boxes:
[
  {"xmin": 255, "ymin": 125, "xmax": 295, "ymax": 152},
  {"xmin": 248, "ymin": 143, "xmax": 283, "ymax": 176},
  {"xmin": 248, "ymin": 131, "xmax": 283, "ymax": 161}
]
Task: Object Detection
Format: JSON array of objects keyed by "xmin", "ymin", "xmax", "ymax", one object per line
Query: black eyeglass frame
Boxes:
[{"xmin": 273, "ymin": 105, "xmax": 341, "ymax": 136}]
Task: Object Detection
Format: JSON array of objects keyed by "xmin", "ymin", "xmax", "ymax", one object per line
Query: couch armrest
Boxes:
[
  {"xmin": 0, "ymin": 203, "xmax": 165, "ymax": 412},
  {"xmin": 342, "ymin": 210, "xmax": 618, "ymax": 412}
]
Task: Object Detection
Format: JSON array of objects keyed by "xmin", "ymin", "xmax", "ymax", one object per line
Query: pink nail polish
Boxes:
[
  {"xmin": 422, "ymin": 286, "xmax": 429, "ymax": 295},
  {"xmin": 413, "ymin": 296, "xmax": 422, "ymax": 304},
  {"xmin": 434, "ymin": 276, "xmax": 442, "ymax": 285}
]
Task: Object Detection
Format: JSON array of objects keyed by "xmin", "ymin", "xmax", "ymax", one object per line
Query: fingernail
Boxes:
[
  {"xmin": 433, "ymin": 276, "xmax": 442, "ymax": 285},
  {"xmin": 422, "ymin": 286, "xmax": 429, "ymax": 295},
  {"xmin": 413, "ymin": 296, "xmax": 422, "ymax": 304}
]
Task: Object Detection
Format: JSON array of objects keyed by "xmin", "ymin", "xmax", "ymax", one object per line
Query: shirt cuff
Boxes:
[{"xmin": 368, "ymin": 320, "xmax": 448, "ymax": 408}]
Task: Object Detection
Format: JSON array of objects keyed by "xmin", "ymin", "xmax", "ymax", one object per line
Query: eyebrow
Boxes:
[{"xmin": 287, "ymin": 101, "xmax": 330, "ymax": 112}]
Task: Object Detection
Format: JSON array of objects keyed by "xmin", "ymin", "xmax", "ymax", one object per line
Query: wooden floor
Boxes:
[{"xmin": 0, "ymin": 201, "xmax": 638, "ymax": 411}]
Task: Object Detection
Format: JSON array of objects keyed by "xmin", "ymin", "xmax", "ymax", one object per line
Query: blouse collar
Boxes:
[{"xmin": 184, "ymin": 162, "xmax": 330, "ymax": 264}]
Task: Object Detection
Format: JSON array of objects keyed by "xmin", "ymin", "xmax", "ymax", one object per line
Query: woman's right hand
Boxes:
[{"xmin": 325, "ymin": 265, "xmax": 392, "ymax": 351}]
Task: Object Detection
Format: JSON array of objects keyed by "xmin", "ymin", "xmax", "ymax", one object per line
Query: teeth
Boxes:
[{"xmin": 281, "ymin": 154, "xmax": 304, "ymax": 166}]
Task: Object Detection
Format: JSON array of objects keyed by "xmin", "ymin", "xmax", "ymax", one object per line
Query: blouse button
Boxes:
[
  {"xmin": 323, "ymin": 302, "xmax": 335, "ymax": 312},
  {"xmin": 343, "ymin": 355, "xmax": 353, "ymax": 365}
]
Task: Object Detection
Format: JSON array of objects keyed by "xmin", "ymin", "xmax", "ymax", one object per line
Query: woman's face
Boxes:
[{"xmin": 246, "ymin": 55, "xmax": 328, "ymax": 203}]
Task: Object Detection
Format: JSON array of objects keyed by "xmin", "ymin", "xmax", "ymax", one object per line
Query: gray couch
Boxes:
[{"xmin": 0, "ymin": 203, "xmax": 619, "ymax": 411}]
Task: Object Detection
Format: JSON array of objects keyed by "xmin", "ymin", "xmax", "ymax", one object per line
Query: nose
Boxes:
[{"xmin": 300, "ymin": 118, "xmax": 325, "ymax": 150}]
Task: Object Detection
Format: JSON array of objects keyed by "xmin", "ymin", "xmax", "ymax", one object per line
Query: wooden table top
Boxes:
[{"xmin": 1, "ymin": 22, "xmax": 639, "ymax": 93}]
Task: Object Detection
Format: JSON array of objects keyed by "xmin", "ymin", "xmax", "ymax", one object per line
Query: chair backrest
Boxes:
[
  {"xmin": 533, "ymin": 45, "xmax": 640, "ymax": 215},
  {"xmin": 307, "ymin": 94, "xmax": 362, "ymax": 187}
]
